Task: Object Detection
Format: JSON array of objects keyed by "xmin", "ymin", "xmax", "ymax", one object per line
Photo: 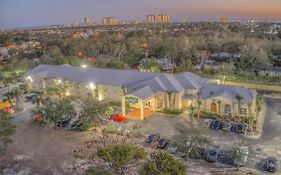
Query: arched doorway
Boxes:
[{"xmin": 211, "ymin": 102, "xmax": 217, "ymax": 113}]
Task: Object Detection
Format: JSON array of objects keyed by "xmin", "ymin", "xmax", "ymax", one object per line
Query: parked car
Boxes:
[
  {"xmin": 231, "ymin": 124, "xmax": 246, "ymax": 133},
  {"xmin": 210, "ymin": 120, "xmax": 221, "ymax": 130},
  {"xmin": 167, "ymin": 146, "xmax": 178, "ymax": 154},
  {"xmin": 264, "ymin": 157, "xmax": 278, "ymax": 172},
  {"xmin": 67, "ymin": 119, "xmax": 83, "ymax": 131},
  {"xmin": 108, "ymin": 114, "xmax": 128, "ymax": 123},
  {"xmin": 56, "ymin": 118, "xmax": 72, "ymax": 127},
  {"xmin": 221, "ymin": 122, "xmax": 232, "ymax": 131},
  {"xmin": 203, "ymin": 119, "xmax": 213, "ymax": 128},
  {"xmin": 235, "ymin": 146, "xmax": 249, "ymax": 166},
  {"xmin": 145, "ymin": 133, "xmax": 160, "ymax": 144},
  {"xmin": 157, "ymin": 138, "xmax": 169, "ymax": 149},
  {"xmin": 206, "ymin": 146, "xmax": 220, "ymax": 163},
  {"xmin": 25, "ymin": 93, "xmax": 37, "ymax": 102}
]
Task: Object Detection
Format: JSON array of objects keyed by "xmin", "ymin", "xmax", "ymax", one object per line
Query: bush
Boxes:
[
  {"xmin": 97, "ymin": 144, "xmax": 147, "ymax": 174},
  {"xmin": 86, "ymin": 166, "xmax": 112, "ymax": 175},
  {"xmin": 79, "ymin": 121, "xmax": 92, "ymax": 131},
  {"xmin": 200, "ymin": 112, "xmax": 220, "ymax": 119},
  {"xmin": 162, "ymin": 108, "xmax": 182, "ymax": 115},
  {"xmin": 140, "ymin": 151, "xmax": 186, "ymax": 175}
]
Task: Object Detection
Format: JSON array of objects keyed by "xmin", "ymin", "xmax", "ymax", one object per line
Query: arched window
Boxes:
[
  {"xmin": 225, "ymin": 104, "xmax": 231, "ymax": 114},
  {"xmin": 211, "ymin": 102, "xmax": 217, "ymax": 113}
]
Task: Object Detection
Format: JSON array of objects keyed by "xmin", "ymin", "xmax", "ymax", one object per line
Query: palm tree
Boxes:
[
  {"xmin": 235, "ymin": 94, "xmax": 244, "ymax": 121},
  {"xmin": 218, "ymin": 100, "xmax": 221, "ymax": 116},
  {"xmin": 255, "ymin": 95, "xmax": 264, "ymax": 130},
  {"xmin": 196, "ymin": 91, "xmax": 202, "ymax": 118},
  {"xmin": 166, "ymin": 90, "xmax": 172, "ymax": 109}
]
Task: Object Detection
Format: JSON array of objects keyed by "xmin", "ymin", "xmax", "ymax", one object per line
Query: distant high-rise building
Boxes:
[
  {"xmin": 157, "ymin": 14, "xmax": 170, "ymax": 24},
  {"xmin": 72, "ymin": 20, "xmax": 79, "ymax": 27},
  {"xmin": 102, "ymin": 17, "xmax": 119, "ymax": 25},
  {"xmin": 146, "ymin": 15, "xmax": 156, "ymax": 23},
  {"xmin": 84, "ymin": 17, "xmax": 92, "ymax": 26},
  {"xmin": 220, "ymin": 17, "xmax": 228, "ymax": 23}
]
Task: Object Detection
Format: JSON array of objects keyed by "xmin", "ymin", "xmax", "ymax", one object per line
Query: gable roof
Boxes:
[
  {"xmin": 200, "ymin": 84, "xmax": 256, "ymax": 104},
  {"xmin": 27, "ymin": 64, "xmax": 256, "ymax": 102},
  {"xmin": 27, "ymin": 64, "xmax": 207, "ymax": 93}
]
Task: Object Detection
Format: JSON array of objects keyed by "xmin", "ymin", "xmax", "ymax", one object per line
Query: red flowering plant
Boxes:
[{"xmin": 31, "ymin": 108, "xmax": 46, "ymax": 125}]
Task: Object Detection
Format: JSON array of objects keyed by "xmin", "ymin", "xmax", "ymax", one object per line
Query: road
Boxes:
[{"xmin": 11, "ymin": 101, "xmax": 34, "ymax": 125}]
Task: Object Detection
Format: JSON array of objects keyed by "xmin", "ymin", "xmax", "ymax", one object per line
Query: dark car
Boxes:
[
  {"xmin": 206, "ymin": 146, "xmax": 220, "ymax": 163},
  {"xmin": 264, "ymin": 158, "xmax": 278, "ymax": 172},
  {"xmin": 210, "ymin": 120, "xmax": 221, "ymax": 130},
  {"xmin": 146, "ymin": 134, "xmax": 160, "ymax": 144},
  {"xmin": 56, "ymin": 118, "xmax": 72, "ymax": 127},
  {"xmin": 157, "ymin": 138, "xmax": 169, "ymax": 149},
  {"xmin": 231, "ymin": 124, "xmax": 246, "ymax": 133},
  {"xmin": 221, "ymin": 122, "xmax": 232, "ymax": 131},
  {"xmin": 67, "ymin": 119, "xmax": 83, "ymax": 131},
  {"xmin": 25, "ymin": 93, "xmax": 37, "ymax": 102}
]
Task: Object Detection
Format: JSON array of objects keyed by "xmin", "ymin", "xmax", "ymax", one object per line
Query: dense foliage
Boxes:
[
  {"xmin": 1, "ymin": 23, "xmax": 281, "ymax": 84},
  {"xmin": 0, "ymin": 110, "xmax": 16, "ymax": 155},
  {"xmin": 140, "ymin": 151, "xmax": 186, "ymax": 175},
  {"xmin": 97, "ymin": 144, "xmax": 147, "ymax": 175},
  {"xmin": 31, "ymin": 98, "xmax": 76, "ymax": 127}
]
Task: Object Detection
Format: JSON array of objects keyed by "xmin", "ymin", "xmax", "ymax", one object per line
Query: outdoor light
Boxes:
[
  {"xmin": 27, "ymin": 76, "xmax": 33, "ymax": 82},
  {"xmin": 98, "ymin": 95, "xmax": 103, "ymax": 101},
  {"xmin": 57, "ymin": 79, "xmax": 62, "ymax": 84},
  {"xmin": 81, "ymin": 64, "xmax": 87, "ymax": 68},
  {"xmin": 89, "ymin": 82, "xmax": 95, "ymax": 89}
]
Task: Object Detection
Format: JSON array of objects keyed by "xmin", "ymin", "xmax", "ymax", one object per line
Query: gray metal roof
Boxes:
[
  {"xmin": 200, "ymin": 84, "xmax": 256, "ymax": 104},
  {"xmin": 27, "ymin": 64, "xmax": 207, "ymax": 93},
  {"xmin": 27, "ymin": 64, "xmax": 255, "ymax": 102}
]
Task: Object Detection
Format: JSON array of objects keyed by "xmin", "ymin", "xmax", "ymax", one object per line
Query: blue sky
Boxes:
[{"xmin": 0, "ymin": 0, "xmax": 280, "ymax": 28}]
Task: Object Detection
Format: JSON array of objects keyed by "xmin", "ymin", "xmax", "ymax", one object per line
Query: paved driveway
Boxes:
[
  {"xmin": 206, "ymin": 97, "xmax": 281, "ymax": 172},
  {"xmin": 134, "ymin": 97, "xmax": 281, "ymax": 173}
]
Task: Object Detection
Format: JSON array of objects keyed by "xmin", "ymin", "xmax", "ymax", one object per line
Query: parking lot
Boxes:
[{"xmin": 1, "ymin": 92, "xmax": 281, "ymax": 174}]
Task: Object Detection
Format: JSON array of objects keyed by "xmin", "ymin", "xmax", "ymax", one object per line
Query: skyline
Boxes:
[{"xmin": 0, "ymin": 0, "xmax": 281, "ymax": 29}]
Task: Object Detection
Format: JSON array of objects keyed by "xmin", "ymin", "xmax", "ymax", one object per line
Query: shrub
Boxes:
[
  {"xmin": 140, "ymin": 151, "xmax": 186, "ymax": 175},
  {"xmin": 79, "ymin": 121, "xmax": 92, "ymax": 131},
  {"xmin": 200, "ymin": 112, "xmax": 220, "ymax": 119},
  {"xmin": 162, "ymin": 108, "xmax": 182, "ymax": 115},
  {"xmin": 97, "ymin": 144, "xmax": 147, "ymax": 174}
]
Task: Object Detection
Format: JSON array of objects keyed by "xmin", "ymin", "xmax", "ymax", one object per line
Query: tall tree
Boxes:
[{"xmin": 235, "ymin": 94, "xmax": 244, "ymax": 119}]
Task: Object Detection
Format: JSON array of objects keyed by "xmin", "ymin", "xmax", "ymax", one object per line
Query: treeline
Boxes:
[{"xmin": 1, "ymin": 23, "xmax": 281, "ymax": 82}]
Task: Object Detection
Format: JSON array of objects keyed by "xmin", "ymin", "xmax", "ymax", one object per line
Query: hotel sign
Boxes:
[{"xmin": 126, "ymin": 97, "xmax": 138, "ymax": 104}]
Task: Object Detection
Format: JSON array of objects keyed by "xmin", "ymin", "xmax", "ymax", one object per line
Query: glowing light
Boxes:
[
  {"xmin": 65, "ymin": 91, "xmax": 70, "ymax": 96},
  {"xmin": 57, "ymin": 79, "xmax": 62, "ymax": 84},
  {"xmin": 89, "ymin": 82, "xmax": 95, "ymax": 89},
  {"xmin": 98, "ymin": 96, "xmax": 103, "ymax": 101},
  {"xmin": 27, "ymin": 76, "xmax": 33, "ymax": 82},
  {"xmin": 81, "ymin": 64, "xmax": 87, "ymax": 68}
]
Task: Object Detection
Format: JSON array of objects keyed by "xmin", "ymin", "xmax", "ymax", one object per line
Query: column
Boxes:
[
  {"xmin": 140, "ymin": 99, "xmax": 144, "ymax": 120},
  {"xmin": 122, "ymin": 96, "xmax": 126, "ymax": 117}
]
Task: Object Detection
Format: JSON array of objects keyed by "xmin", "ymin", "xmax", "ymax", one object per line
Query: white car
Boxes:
[{"xmin": 235, "ymin": 146, "xmax": 249, "ymax": 166}]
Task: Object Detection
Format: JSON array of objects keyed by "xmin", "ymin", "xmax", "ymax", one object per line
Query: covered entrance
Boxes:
[{"xmin": 121, "ymin": 93, "xmax": 155, "ymax": 120}]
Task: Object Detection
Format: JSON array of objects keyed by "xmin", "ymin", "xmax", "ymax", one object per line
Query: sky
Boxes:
[{"xmin": 0, "ymin": 0, "xmax": 281, "ymax": 28}]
